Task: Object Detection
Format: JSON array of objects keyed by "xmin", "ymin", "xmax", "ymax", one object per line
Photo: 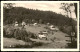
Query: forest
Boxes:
[{"xmin": 3, "ymin": 7, "xmax": 77, "ymax": 26}]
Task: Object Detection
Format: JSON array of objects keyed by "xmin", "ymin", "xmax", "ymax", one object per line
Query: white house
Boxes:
[{"xmin": 15, "ymin": 21, "xmax": 18, "ymax": 27}]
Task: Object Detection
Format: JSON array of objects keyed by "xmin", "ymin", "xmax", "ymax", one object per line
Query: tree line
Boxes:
[{"xmin": 3, "ymin": 7, "xmax": 76, "ymax": 26}]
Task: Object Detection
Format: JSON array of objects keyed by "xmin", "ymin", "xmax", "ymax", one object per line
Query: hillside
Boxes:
[{"xmin": 3, "ymin": 7, "xmax": 77, "ymax": 26}]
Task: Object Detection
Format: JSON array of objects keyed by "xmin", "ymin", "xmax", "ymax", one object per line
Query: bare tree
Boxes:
[{"xmin": 60, "ymin": 3, "xmax": 76, "ymax": 18}]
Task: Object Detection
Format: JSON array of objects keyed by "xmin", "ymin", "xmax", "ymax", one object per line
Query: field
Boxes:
[{"xmin": 3, "ymin": 24, "xmax": 70, "ymax": 48}]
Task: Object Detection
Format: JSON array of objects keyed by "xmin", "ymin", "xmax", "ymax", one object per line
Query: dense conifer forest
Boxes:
[{"xmin": 3, "ymin": 7, "xmax": 76, "ymax": 26}]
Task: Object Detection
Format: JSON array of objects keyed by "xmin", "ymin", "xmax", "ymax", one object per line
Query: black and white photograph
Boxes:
[{"xmin": 1, "ymin": 1, "xmax": 79, "ymax": 51}]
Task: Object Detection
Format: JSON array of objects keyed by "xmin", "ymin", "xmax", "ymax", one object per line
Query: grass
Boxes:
[
  {"xmin": 3, "ymin": 24, "xmax": 74, "ymax": 48},
  {"xmin": 3, "ymin": 37, "xmax": 26, "ymax": 47}
]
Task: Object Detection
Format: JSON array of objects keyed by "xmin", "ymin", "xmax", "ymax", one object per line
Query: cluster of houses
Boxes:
[{"xmin": 14, "ymin": 21, "xmax": 59, "ymax": 40}]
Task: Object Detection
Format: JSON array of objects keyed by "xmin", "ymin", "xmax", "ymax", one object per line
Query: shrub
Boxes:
[
  {"xmin": 14, "ymin": 28, "xmax": 37, "ymax": 42},
  {"xmin": 14, "ymin": 28, "xmax": 28, "ymax": 40},
  {"xmin": 3, "ymin": 26, "xmax": 14, "ymax": 38},
  {"xmin": 3, "ymin": 25, "xmax": 38, "ymax": 42},
  {"xmin": 3, "ymin": 28, "xmax": 6, "ymax": 37},
  {"xmin": 59, "ymin": 26, "xmax": 77, "ymax": 48},
  {"xmin": 28, "ymin": 32, "xmax": 37, "ymax": 39},
  {"xmin": 66, "ymin": 41, "xmax": 77, "ymax": 48},
  {"xmin": 59, "ymin": 26, "xmax": 72, "ymax": 35}
]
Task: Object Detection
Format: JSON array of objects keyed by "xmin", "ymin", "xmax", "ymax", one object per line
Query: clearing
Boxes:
[{"xmin": 3, "ymin": 24, "xmax": 70, "ymax": 48}]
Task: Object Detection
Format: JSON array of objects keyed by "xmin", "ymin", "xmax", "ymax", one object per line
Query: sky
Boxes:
[
  {"xmin": 14, "ymin": 3, "xmax": 66, "ymax": 15},
  {"xmin": 13, "ymin": 3, "xmax": 76, "ymax": 18}
]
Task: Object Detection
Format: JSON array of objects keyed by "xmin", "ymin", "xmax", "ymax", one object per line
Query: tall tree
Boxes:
[
  {"xmin": 60, "ymin": 3, "xmax": 76, "ymax": 18},
  {"xmin": 74, "ymin": 3, "xmax": 77, "ymax": 18},
  {"xmin": 3, "ymin": 3, "xmax": 15, "ymax": 9},
  {"xmin": 3, "ymin": 3, "xmax": 15, "ymax": 24}
]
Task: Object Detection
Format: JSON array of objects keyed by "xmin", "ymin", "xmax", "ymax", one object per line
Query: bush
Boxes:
[
  {"xmin": 66, "ymin": 41, "xmax": 77, "ymax": 48},
  {"xmin": 3, "ymin": 26, "xmax": 15, "ymax": 38},
  {"xmin": 28, "ymin": 32, "xmax": 37, "ymax": 39},
  {"xmin": 59, "ymin": 26, "xmax": 77, "ymax": 48},
  {"xmin": 59, "ymin": 26, "xmax": 77, "ymax": 38},
  {"xmin": 3, "ymin": 25, "xmax": 37, "ymax": 42},
  {"xmin": 59, "ymin": 26, "xmax": 72, "ymax": 35},
  {"xmin": 3, "ymin": 28, "xmax": 7, "ymax": 37},
  {"xmin": 13, "ymin": 28, "xmax": 37, "ymax": 42},
  {"xmin": 14, "ymin": 28, "xmax": 29, "ymax": 41}
]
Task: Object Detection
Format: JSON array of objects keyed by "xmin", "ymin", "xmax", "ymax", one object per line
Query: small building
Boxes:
[
  {"xmin": 14, "ymin": 21, "xmax": 18, "ymax": 27},
  {"xmin": 49, "ymin": 25, "xmax": 59, "ymax": 31},
  {"xmin": 33, "ymin": 23, "xmax": 37, "ymax": 26},
  {"xmin": 42, "ymin": 30, "xmax": 48, "ymax": 35},
  {"xmin": 38, "ymin": 32, "xmax": 46, "ymax": 38},
  {"xmin": 21, "ymin": 21, "xmax": 26, "ymax": 29},
  {"xmin": 22, "ymin": 21, "xmax": 26, "ymax": 26}
]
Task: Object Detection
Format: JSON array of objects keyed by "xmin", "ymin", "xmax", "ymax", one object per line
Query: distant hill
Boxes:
[{"xmin": 3, "ymin": 7, "xmax": 76, "ymax": 26}]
